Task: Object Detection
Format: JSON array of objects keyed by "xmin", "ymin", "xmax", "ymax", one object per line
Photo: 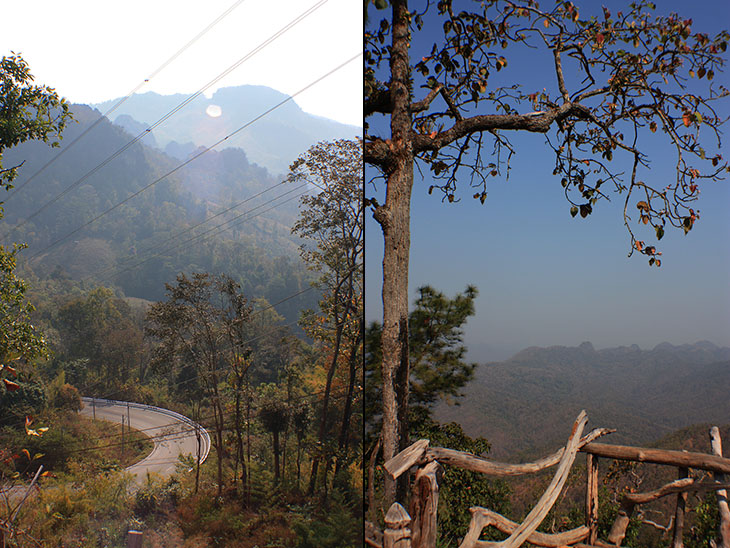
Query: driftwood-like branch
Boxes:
[
  {"xmin": 464, "ymin": 508, "xmax": 589, "ymax": 547},
  {"xmin": 410, "ymin": 461, "xmax": 442, "ymax": 548},
  {"xmin": 606, "ymin": 477, "xmax": 730, "ymax": 545},
  {"xmin": 582, "ymin": 443, "xmax": 730, "ymax": 475},
  {"xmin": 366, "ymin": 521, "xmax": 384, "ymax": 548},
  {"xmin": 459, "ymin": 410, "xmax": 588, "ymax": 548},
  {"xmin": 384, "ymin": 439, "xmax": 429, "ymax": 480},
  {"xmin": 427, "ymin": 428, "xmax": 613, "ymax": 477},
  {"xmin": 710, "ymin": 426, "xmax": 730, "ymax": 548}
]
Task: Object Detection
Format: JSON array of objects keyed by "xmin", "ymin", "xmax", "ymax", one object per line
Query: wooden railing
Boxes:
[{"xmin": 365, "ymin": 413, "xmax": 730, "ymax": 548}]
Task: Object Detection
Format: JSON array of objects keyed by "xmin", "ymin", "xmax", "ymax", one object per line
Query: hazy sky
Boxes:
[
  {"xmin": 365, "ymin": 0, "xmax": 730, "ymax": 362},
  {"xmin": 0, "ymin": 0, "xmax": 362, "ymax": 126}
]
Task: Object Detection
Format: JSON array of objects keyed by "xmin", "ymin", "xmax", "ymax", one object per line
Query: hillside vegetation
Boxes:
[
  {"xmin": 1, "ymin": 103, "xmax": 319, "ymax": 324},
  {"xmin": 436, "ymin": 341, "xmax": 730, "ymax": 460}
]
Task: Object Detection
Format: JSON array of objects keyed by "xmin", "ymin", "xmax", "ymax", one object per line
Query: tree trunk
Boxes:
[
  {"xmin": 213, "ymin": 396, "xmax": 225, "ymax": 498},
  {"xmin": 308, "ymin": 291, "xmax": 347, "ymax": 496},
  {"xmin": 377, "ymin": 0, "xmax": 414, "ymax": 506},
  {"xmin": 273, "ymin": 430, "xmax": 281, "ymax": 483},
  {"xmin": 335, "ymin": 316, "xmax": 364, "ymax": 478},
  {"xmin": 245, "ymin": 373, "xmax": 252, "ymax": 506},
  {"xmin": 235, "ymin": 377, "xmax": 247, "ymax": 502}
]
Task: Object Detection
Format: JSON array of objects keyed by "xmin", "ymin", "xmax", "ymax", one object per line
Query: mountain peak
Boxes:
[{"xmin": 578, "ymin": 341, "xmax": 595, "ymax": 352}]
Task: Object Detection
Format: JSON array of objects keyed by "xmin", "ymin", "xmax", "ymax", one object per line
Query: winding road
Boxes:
[{"xmin": 79, "ymin": 397, "xmax": 210, "ymax": 484}]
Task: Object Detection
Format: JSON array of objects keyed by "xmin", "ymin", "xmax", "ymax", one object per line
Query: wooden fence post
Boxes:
[
  {"xmin": 384, "ymin": 502, "xmax": 412, "ymax": 548},
  {"xmin": 671, "ymin": 466, "xmax": 689, "ymax": 548},
  {"xmin": 586, "ymin": 453, "xmax": 599, "ymax": 545},
  {"xmin": 710, "ymin": 427, "xmax": 730, "ymax": 548},
  {"xmin": 127, "ymin": 529, "xmax": 143, "ymax": 548},
  {"xmin": 410, "ymin": 461, "xmax": 442, "ymax": 548}
]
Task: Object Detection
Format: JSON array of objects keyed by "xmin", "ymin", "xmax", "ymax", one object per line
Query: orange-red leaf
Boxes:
[
  {"xmin": 3, "ymin": 379, "xmax": 20, "ymax": 391},
  {"xmin": 682, "ymin": 112, "xmax": 692, "ymax": 127}
]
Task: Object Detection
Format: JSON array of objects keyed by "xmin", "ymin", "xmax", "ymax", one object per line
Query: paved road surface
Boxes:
[{"xmin": 79, "ymin": 397, "xmax": 209, "ymax": 484}]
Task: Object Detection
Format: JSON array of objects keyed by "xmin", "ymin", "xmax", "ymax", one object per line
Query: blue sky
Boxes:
[{"xmin": 365, "ymin": 0, "xmax": 730, "ymax": 361}]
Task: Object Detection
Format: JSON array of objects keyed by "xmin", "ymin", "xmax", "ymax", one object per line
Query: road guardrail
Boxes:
[{"xmin": 81, "ymin": 397, "xmax": 211, "ymax": 465}]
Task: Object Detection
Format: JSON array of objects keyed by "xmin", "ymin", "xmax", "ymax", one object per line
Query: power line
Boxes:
[
  {"xmin": 86, "ymin": 178, "xmax": 292, "ymax": 281},
  {"xmin": 89, "ymin": 184, "xmax": 311, "ymax": 283},
  {"xmin": 25, "ymin": 51, "xmax": 362, "ymax": 261},
  {"xmin": 1, "ymin": 0, "xmax": 251, "ymax": 205},
  {"xmin": 4, "ymin": 0, "xmax": 330, "ymax": 238}
]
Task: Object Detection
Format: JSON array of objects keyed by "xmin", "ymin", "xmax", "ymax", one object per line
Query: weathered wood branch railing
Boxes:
[{"xmin": 365, "ymin": 413, "xmax": 730, "ymax": 548}]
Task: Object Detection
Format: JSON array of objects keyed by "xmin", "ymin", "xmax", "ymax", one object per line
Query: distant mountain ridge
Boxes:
[
  {"xmin": 93, "ymin": 85, "xmax": 361, "ymax": 174},
  {"xmin": 436, "ymin": 341, "xmax": 730, "ymax": 460}
]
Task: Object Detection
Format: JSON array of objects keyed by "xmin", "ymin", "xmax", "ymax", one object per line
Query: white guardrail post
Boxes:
[{"xmin": 80, "ymin": 397, "xmax": 211, "ymax": 464}]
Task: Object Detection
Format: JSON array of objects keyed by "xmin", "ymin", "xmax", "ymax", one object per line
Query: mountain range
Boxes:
[
  {"xmin": 94, "ymin": 85, "xmax": 361, "ymax": 174},
  {"xmin": 436, "ymin": 341, "xmax": 730, "ymax": 460}
]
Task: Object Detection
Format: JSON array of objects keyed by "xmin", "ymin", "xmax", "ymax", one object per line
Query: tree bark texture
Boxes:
[{"xmin": 378, "ymin": 0, "xmax": 415, "ymax": 506}]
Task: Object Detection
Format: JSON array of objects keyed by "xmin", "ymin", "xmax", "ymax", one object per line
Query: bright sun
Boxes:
[{"xmin": 205, "ymin": 104, "xmax": 222, "ymax": 118}]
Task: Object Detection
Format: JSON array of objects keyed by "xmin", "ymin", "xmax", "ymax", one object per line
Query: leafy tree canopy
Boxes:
[
  {"xmin": 1, "ymin": 53, "xmax": 70, "ymax": 393},
  {"xmin": 366, "ymin": 0, "xmax": 729, "ymax": 259},
  {"xmin": 0, "ymin": 53, "xmax": 71, "ymax": 193}
]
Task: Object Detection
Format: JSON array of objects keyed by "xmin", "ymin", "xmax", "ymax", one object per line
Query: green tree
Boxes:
[
  {"xmin": 365, "ymin": 0, "xmax": 729, "ymax": 501},
  {"xmin": 1, "ymin": 53, "xmax": 70, "ymax": 415},
  {"xmin": 0, "ymin": 54, "xmax": 71, "ymax": 194},
  {"xmin": 289, "ymin": 139, "xmax": 364, "ymax": 497},
  {"xmin": 145, "ymin": 272, "xmax": 252, "ymax": 497},
  {"xmin": 257, "ymin": 382, "xmax": 290, "ymax": 485},
  {"xmin": 365, "ymin": 285, "xmax": 479, "ymax": 433},
  {"xmin": 54, "ymin": 287, "xmax": 143, "ymax": 391}
]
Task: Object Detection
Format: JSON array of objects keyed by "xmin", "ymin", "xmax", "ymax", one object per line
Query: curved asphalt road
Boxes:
[{"xmin": 79, "ymin": 397, "xmax": 209, "ymax": 484}]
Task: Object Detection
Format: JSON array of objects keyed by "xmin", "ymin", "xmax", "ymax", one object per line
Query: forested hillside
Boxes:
[
  {"xmin": 1, "ymin": 103, "xmax": 318, "ymax": 322},
  {"xmin": 436, "ymin": 341, "xmax": 730, "ymax": 460}
]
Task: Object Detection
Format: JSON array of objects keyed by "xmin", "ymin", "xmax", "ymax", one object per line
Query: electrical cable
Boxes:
[
  {"xmin": 1, "ymin": 0, "xmax": 251, "ymax": 206},
  {"xmin": 88, "ymin": 173, "xmax": 329, "ymax": 283},
  {"xmin": 89, "ymin": 184, "xmax": 311, "ymax": 283},
  {"xmin": 86, "ymin": 178, "xmax": 291, "ymax": 281},
  {"xmin": 25, "ymin": 51, "xmax": 362, "ymax": 261},
  {"xmin": 4, "ymin": 0, "xmax": 330, "ymax": 238}
]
